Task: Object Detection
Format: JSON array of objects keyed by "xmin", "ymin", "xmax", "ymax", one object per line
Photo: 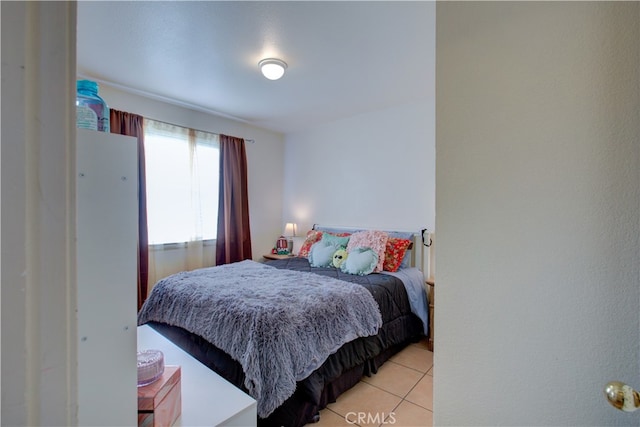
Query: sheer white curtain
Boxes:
[{"xmin": 143, "ymin": 118, "xmax": 220, "ymax": 288}]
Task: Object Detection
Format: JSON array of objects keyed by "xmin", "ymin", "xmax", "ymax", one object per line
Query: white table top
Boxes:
[{"xmin": 137, "ymin": 325, "xmax": 257, "ymax": 426}]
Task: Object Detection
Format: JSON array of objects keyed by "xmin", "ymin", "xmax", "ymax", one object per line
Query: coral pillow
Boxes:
[
  {"xmin": 297, "ymin": 230, "xmax": 323, "ymax": 258},
  {"xmin": 346, "ymin": 230, "xmax": 389, "ymax": 273},
  {"xmin": 383, "ymin": 237, "xmax": 412, "ymax": 272}
]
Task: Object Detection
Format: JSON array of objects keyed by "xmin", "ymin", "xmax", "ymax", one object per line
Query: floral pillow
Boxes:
[
  {"xmin": 297, "ymin": 230, "xmax": 323, "ymax": 258},
  {"xmin": 383, "ymin": 237, "xmax": 412, "ymax": 272},
  {"xmin": 346, "ymin": 230, "xmax": 389, "ymax": 273}
]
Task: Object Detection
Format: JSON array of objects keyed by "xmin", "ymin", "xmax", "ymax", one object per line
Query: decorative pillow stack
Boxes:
[
  {"xmin": 346, "ymin": 230, "xmax": 389, "ymax": 273},
  {"xmin": 340, "ymin": 247, "xmax": 378, "ymax": 276},
  {"xmin": 300, "ymin": 228, "xmax": 414, "ymax": 275},
  {"xmin": 298, "ymin": 230, "xmax": 351, "ymax": 258},
  {"xmin": 308, "ymin": 232, "xmax": 351, "ymax": 268}
]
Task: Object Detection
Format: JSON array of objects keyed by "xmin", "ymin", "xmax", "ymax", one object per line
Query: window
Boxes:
[{"xmin": 144, "ymin": 119, "xmax": 219, "ymax": 245}]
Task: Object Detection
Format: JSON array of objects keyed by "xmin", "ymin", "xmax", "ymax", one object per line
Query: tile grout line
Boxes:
[
  {"xmin": 402, "ymin": 371, "xmax": 431, "ymax": 411},
  {"xmin": 386, "ymin": 359, "xmax": 430, "ymax": 376},
  {"xmin": 378, "ymin": 371, "xmax": 431, "ymax": 427},
  {"xmin": 362, "ymin": 369, "xmax": 427, "ymax": 401}
]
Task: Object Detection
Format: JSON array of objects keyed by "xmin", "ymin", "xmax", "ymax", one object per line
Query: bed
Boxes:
[{"xmin": 138, "ymin": 226, "xmax": 430, "ymax": 427}]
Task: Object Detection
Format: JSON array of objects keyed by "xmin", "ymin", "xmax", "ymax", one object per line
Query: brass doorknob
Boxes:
[{"xmin": 604, "ymin": 381, "xmax": 640, "ymax": 412}]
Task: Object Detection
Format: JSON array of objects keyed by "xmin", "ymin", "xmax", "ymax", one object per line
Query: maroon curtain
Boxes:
[
  {"xmin": 110, "ymin": 109, "xmax": 149, "ymax": 310},
  {"xmin": 216, "ymin": 135, "xmax": 252, "ymax": 264}
]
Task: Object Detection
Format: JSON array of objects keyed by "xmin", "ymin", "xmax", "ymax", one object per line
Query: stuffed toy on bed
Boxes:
[{"xmin": 331, "ymin": 248, "xmax": 348, "ymax": 268}]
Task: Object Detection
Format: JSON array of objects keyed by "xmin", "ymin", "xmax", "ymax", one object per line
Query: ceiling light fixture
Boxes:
[{"xmin": 259, "ymin": 58, "xmax": 287, "ymax": 80}]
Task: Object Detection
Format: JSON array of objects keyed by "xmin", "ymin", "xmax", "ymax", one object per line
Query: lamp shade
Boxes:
[
  {"xmin": 259, "ymin": 58, "xmax": 287, "ymax": 80},
  {"xmin": 284, "ymin": 223, "xmax": 297, "ymax": 237}
]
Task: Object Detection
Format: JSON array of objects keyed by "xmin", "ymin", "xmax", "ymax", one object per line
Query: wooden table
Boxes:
[{"xmin": 262, "ymin": 253, "xmax": 294, "ymax": 260}]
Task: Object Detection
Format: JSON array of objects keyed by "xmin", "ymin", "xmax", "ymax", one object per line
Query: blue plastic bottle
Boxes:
[{"xmin": 76, "ymin": 80, "xmax": 110, "ymax": 132}]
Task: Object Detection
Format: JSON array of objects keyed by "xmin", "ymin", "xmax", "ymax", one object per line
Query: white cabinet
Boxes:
[
  {"xmin": 137, "ymin": 325, "xmax": 257, "ymax": 426},
  {"xmin": 76, "ymin": 129, "xmax": 138, "ymax": 426}
]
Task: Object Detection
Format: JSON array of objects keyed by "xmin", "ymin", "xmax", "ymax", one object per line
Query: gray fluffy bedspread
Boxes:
[{"xmin": 137, "ymin": 260, "xmax": 382, "ymax": 417}]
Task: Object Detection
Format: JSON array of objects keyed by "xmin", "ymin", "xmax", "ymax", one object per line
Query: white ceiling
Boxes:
[{"xmin": 77, "ymin": 1, "xmax": 435, "ymax": 134}]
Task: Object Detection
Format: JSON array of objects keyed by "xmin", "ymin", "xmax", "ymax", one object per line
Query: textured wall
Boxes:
[{"xmin": 435, "ymin": 2, "xmax": 639, "ymax": 425}]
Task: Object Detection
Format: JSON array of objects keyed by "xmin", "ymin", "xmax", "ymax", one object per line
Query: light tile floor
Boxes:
[{"xmin": 307, "ymin": 338, "xmax": 433, "ymax": 427}]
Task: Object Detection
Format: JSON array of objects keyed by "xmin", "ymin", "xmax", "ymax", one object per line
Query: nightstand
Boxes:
[{"xmin": 263, "ymin": 253, "xmax": 294, "ymax": 261}]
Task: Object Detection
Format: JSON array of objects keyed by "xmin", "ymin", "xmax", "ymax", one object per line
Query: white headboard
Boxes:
[{"xmin": 408, "ymin": 229, "xmax": 434, "ymax": 280}]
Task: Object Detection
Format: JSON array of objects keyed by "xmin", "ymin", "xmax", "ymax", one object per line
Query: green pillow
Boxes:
[
  {"xmin": 308, "ymin": 241, "xmax": 338, "ymax": 268},
  {"xmin": 321, "ymin": 233, "xmax": 350, "ymax": 248},
  {"xmin": 340, "ymin": 247, "xmax": 378, "ymax": 276}
]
